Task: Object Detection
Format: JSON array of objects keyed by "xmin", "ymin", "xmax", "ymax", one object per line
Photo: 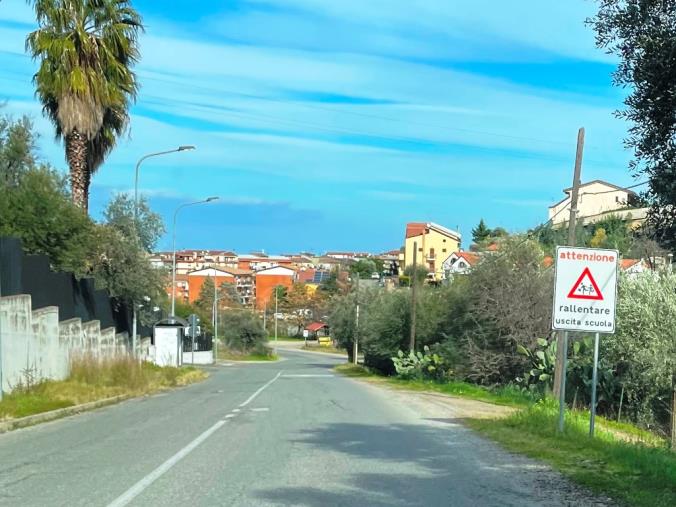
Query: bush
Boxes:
[
  {"xmin": 392, "ymin": 345, "xmax": 448, "ymax": 381},
  {"xmin": 219, "ymin": 309, "xmax": 267, "ymax": 352}
]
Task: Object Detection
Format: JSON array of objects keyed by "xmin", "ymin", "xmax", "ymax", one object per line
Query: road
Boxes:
[{"xmin": 0, "ymin": 349, "xmax": 602, "ymax": 506}]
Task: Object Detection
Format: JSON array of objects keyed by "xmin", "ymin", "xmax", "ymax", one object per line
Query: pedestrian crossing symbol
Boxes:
[
  {"xmin": 567, "ymin": 267, "xmax": 603, "ymax": 301},
  {"xmin": 552, "ymin": 246, "xmax": 618, "ymax": 333}
]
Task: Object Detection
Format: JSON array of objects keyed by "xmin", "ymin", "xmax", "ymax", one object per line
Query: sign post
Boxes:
[{"xmin": 552, "ymin": 246, "xmax": 618, "ymax": 434}]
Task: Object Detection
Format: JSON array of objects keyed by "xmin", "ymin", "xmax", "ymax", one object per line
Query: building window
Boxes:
[
  {"xmin": 418, "ymin": 248, "xmax": 423, "ymax": 252},
  {"xmin": 443, "ymin": 239, "xmax": 446, "ymax": 242},
  {"xmin": 442, "ymin": 248, "xmax": 447, "ymax": 253}
]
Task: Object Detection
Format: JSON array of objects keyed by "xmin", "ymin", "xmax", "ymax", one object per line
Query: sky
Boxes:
[{"xmin": 0, "ymin": 0, "xmax": 634, "ymax": 254}]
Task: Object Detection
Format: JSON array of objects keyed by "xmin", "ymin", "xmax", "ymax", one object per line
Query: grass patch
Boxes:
[
  {"xmin": 0, "ymin": 355, "xmax": 207, "ymax": 421},
  {"xmin": 467, "ymin": 400, "xmax": 675, "ymax": 507},
  {"xmin": 333, "ymin": 363, "xmax": 536, "ymax": 407},
  {"xmin": 217, "ymin": 347, "xmax": 278, "ymax": 362}
]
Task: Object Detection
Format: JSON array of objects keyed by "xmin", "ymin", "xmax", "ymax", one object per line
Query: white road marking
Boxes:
[
  {"xmin": 238, "ymin": 371, "xmax": 282, "ymax": 407},
  {"xmin": 250, "ymin": 407, "xmax": 269, "ymax": 412},
  {"xmin": 107, "ymin": 420, "xmax": 226, "ymax": 507},
  {"xmin": 232, "ymin": 408, "xmax": 241, "ymax": 412},
  {"xmin": 282, "ymin": 374, "xmax": 334, "ymax": 378},
  {"xmin": 107, "ymin": 371, "xmax": 282, "ymax": 507},
  {"xmin": 224, "ymin": 414, "xmax": 236, "ymax": 419}
]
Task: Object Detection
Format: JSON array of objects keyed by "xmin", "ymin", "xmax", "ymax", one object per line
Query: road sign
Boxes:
[{"xmin": 552, "ymin": 246, "xmax": 618, "ymax": 333}]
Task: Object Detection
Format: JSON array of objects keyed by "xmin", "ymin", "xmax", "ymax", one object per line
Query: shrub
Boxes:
[
  {"xmin": 392, "ymin": 345, "xmax": 448, "ymax": 381},
  {"xmin": 219, "ymin": 309, "xmax": 267, "ymax": 352}
]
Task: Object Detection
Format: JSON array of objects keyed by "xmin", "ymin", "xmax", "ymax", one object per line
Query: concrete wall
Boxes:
[
  {"xmin": 182, "ymin": 350, "xmax": 213, "ymax": 365},
  {"xmin": 1, "ymin": 295, "xmax": 130, "ymax": 393}
]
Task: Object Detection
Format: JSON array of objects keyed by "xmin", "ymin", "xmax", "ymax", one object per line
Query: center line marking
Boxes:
[
  {"xmin": 107, "ymin": 371, "xmax": 282, "ymax": 507},
  {"xmin": 239, "ymin": 371, "xmax": 282, "ymax": 407},
  {"xmin": 107, "ymin": 420, "xmax": 226, "ymax": 507}
]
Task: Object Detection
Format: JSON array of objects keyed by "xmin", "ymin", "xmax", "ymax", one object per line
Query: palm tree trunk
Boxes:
[{"xmin": 66, "ymin": 129, "xmax": 90, "ymax": 212}]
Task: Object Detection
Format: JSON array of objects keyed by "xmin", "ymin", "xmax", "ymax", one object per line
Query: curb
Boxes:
[{"xmin": 0, "ymin": 394, "xmax": 132, "ymax": 434}]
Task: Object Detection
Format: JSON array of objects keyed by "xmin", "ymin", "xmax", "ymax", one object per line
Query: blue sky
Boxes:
[{"xmin": 0, "ymin": 0, "xmax": 633, "ymax": 253}]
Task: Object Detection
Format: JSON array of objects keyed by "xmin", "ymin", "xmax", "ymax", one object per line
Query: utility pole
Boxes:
[
  {"xmin": 274, "ymin": 287, "xmax": 278, "ymax": 342},
  {"xmin": 554, "ymin": 127, "xmax": 584, "ymax": 416},
  {"xmin": 213, "ymin": 275, "xmax": 218, "ymax": 360},
  {"xmin": 353, "ymin": 275, "xmax": 359, "ymax": 365},
  {"xmin": 409, "ymin": 241, "xmax": 418, "ymax": 351},
  {"xmin": 263, "ymin": 302, "xmax": 267, "ymax": 332}
]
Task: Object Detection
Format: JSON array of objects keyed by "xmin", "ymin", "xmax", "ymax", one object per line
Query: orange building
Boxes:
[
  {"xmin": 255, "ymin": 266, "xmax": 296, "ymax": 309},
  {"xmin": 186, "ymin": 267, "xmax": 236, "ymax": 304}
]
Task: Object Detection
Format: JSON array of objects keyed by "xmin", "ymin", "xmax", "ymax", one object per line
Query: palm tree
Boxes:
[{"xmin": 26, "ymin": 0, "xmax": 142, "ymax": 212}]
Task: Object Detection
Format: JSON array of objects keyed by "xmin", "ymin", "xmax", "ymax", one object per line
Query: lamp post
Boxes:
[
  {"xmin": 170, "ymin": 197, "xmax": 219, "ymax": 319},
  {"xmin": 134, "ymin": 146, "xmax": 195, "ymax": 226}
]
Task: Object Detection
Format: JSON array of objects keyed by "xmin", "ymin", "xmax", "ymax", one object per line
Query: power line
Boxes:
[{"xmin": 139, "ymin": 73, "xmax": 612, "ymax": 152}]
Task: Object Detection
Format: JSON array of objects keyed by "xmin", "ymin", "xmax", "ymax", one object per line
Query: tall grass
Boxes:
[
  {"xmin": 469, "ymin": 399, "xmax": 676, "ymax": 507},
  {"xmin": 0, "ymin": 354, "xmax": 206, "ymax": 421}
]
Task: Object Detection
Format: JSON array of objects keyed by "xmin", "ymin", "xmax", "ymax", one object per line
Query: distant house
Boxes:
[
  {"xmin": 442, "ymin": 251, "xmax": 480, "ymax": 276},
  {"xmin": 305, "ymin": 322, "xmax": 329, "ymax": 339},
  {"xmin": 620, "ymin": 258, "xmax": 649, "ymax": 278},
  {"xmin": 548, "ymin": 180, "xmax": 648, "ymax": 227},
  {"xmin": 403, "ymin": 222, "xmax": 461, "ymax": 281}
]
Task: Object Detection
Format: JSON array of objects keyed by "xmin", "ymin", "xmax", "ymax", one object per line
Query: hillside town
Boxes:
[
  {"xmin": 153, "ymin": 178, "xmax": 667, "ymax": 311},
  {"xmin": 0, "ymin": 2, "xmax": 674, "ymax": 506}
]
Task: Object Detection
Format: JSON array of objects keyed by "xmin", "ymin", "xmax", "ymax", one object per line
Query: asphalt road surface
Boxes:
[{"xmin": 0, "ymin": 350, "xmax": 603, "ymax": 506}]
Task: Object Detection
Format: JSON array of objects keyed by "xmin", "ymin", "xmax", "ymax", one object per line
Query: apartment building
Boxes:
[
  {"xmin": 403, "ymin": 222, "xmax": 462, "ymax": 281},
  {"xmin": 255, "ymin": 266, "xmax": 296, "ymax": 310},
  {"xmin": 548, "ymin": 180, "xmax": 648, "ymax": 227}
]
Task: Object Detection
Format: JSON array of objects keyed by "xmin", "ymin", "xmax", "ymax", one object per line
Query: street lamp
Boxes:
[
  {"xmin": 134, "ymin": 146, "xmax": 196, "ymax": 225},
  {"xmin": 170, "ymin": 197, "xmax": 219, "ymax": 318}
]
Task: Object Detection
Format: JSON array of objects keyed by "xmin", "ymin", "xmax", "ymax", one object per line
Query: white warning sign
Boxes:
[{"xmin": 552, "ymin": 246, "xmax": 618, "ymax": 333}]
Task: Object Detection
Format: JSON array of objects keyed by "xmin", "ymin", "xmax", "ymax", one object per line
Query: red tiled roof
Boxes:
[
  {"xmin": 406, "ymin": 222, "xmax": 428, "ymax": 239},
  {"xmin": 620, "ymin": 258, "xmax": 641, "ymax": 270},
  {"xmin": 306, "ymin": 322, "xmax": 327, "ymax": 332},
  {"xmin": 457, "ymin": 251, "xmax": 481, "ymax": 266},
  {"xmin": 298, "ymin": 269, "xmax": 316, "ymax": 283}
]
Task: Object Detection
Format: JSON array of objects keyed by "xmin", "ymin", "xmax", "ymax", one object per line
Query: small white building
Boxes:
[
  {"xmin": 548, "ymin": 180, "xmax": 647, "ymax": 227},
  {"xmin": 442, "ymin": 251, "xmax": 481, "ymax": 277}
]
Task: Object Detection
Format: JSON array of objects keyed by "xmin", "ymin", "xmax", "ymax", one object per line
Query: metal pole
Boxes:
[
  {"xmin": 134, "ymin": 147, "xmax": 195, "ymax": 226},
  {"xmin": 557, "ymin": 331, "xmax": 569, "ymax": 433},
  {"xmin": 213, "ymin": 274, "xmax": 217, "ymax": 346},
  {"xmin": 170, "ymin": 197, "xmax": 219, "ymax": 318},
  {"xmin": 353, "ymin": 303, "xmax": 359, "ymax": 365},
  {"xmin": 589, "ymin": 332, "xmax": 600, "ymax": 437},
  {"xmin": 171, "ymin": 209, "xmax": 179, "ymax": 319},
  {"xmin": 410, "ymin": 241, "xmax": 418, "ymax": 351},
  {"xmin": 132, "ymin": 305, "xmax": 137, "ymax": 358},
  {"xmin": 274, "ymin": 288, "xmax": 278, "ymax": 342}
]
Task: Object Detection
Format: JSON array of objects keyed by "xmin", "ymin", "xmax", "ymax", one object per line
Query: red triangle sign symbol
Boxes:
[{"xmin": 567, "ymin": 267, "xmax": 604, "ymax": 300}]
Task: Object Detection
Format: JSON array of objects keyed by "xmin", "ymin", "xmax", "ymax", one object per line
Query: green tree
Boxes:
[
  {"xmin": 604, "ymin": 272, "xmax": 676, "ymax": 434},
  {"xmin": 589, "ymin": 2, "xmax": 676, "ymax": 251},
  {"xmin": 103, "ymin": 193, "xmax": 165, "ymax": 252},
  {"xmin": 0, "ymin": 114, "xmax": 37, "ymax": 186},
  {"xmin": 219, "ymin": 309, "xmax": 267, "ymax": 352},
  {"xmin": 472, "ymin": 218, "xmax": 491, "ymax": 243},
  {"xmin": 26, "ymin": 0, "xmax": 143, "ymax": 211},
  {"xmin": 86, "ymin": 224, "xmax": 166, "ymax": 311},
  {"xmin": 0, "ymin": 165, "xmax": 93, "ymax": 273},
  {"xmin": 350, "ymin": 259, "xmax": 377, "ymax": 279},
  {"xmin": 402, "ymin": 264, "xmax": 428, "ymax": 286}
]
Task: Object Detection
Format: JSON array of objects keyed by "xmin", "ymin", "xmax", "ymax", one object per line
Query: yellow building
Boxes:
[{"xmin": 403, "ymin": 222, "xmax": 461, "ymax": 280}]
